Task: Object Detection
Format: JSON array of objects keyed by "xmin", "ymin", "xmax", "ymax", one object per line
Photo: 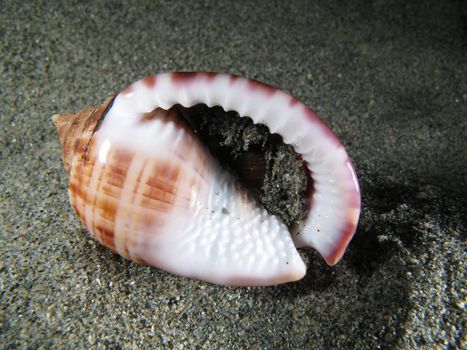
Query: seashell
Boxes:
[{"xmin": 53, "ymin": 72, "xmax": 360, "ymax": 286}]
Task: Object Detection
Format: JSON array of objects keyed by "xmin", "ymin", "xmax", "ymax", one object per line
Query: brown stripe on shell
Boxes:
[
  {"xmin": 140, "ymin": 160, "xmax": 179, "ymax": 212},
  {"xmin": 96, "ymin": 134, "xmax": 135, "ymax": 262},
  {"xmin": 77, "ymin": 137, "xmax": 99, "ymax": 233},
  {"xmin": 142, "ymin": 75, "xmax": 157, "ymax": 88},
  {"xmin": 122, "ymin": 156, "xmax": 152, "ymax": 263},
  {"xmin": 128, "ymin": 157, "xmax": 185, "ymax": 264},
  {"xmin": 94, "ymin": 147, "xmax": 135, "ymax": 256},
  {"xmin": 89, "ymin": 146, "xmax": 109, "ymax": 244},
  {"xmin": 69, "ymin": 146, "xmax": 95, "ymax": 225},
  {"xmin": 171, "ymin": 71, "xmax": 217, "ymax": 85},
  {"xmin": 90, "ymin": 148, "xmax": 130, "ymax": 251}
]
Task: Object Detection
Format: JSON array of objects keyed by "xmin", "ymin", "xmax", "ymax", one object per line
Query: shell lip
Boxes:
[{"xmin": 313, "ymin": 156, "xmax": 361, "ymax": 266}]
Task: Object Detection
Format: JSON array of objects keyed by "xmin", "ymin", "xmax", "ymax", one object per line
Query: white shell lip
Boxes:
[{"xmin": 111, "ymin": 72, "xmax": 361, "ymax": 266}]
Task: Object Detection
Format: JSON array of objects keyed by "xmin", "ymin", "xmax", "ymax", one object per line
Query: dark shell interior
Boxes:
[{"xmin": 175, "ymin": 104, "xmax": 311, "ymax": 230}]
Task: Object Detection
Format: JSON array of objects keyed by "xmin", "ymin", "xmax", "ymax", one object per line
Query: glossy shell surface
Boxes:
[{"xmin": 54, "ymin": 72, "xmax": 361, "ymax": 286}]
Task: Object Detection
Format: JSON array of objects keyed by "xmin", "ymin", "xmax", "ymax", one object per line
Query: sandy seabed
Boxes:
[{"xmin": 1, "ymin": 1, "xmax": 465, "ymax": 348}]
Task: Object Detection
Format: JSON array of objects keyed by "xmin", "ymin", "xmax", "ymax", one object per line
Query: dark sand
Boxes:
[{"xmin": 1, "ymin": 1, "xmax": 465, "ymax": 348}]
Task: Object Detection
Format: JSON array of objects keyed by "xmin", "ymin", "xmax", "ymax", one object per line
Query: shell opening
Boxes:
[{"xmin": 172, "ymin": 103, "xmax": 313, "ymax": 231}]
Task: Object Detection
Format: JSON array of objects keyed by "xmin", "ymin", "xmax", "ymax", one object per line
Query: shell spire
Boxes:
[{"xmin": 52, "ymin": 97, "xmax": 114, "ymax": 173}]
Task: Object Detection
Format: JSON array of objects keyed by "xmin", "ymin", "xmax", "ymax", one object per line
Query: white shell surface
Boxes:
[
  {"xmin": 112, "ymin": 72, "xmax": 361, "ymax": 265},
  {"xmin": 94, "ymin": 105, "xmax": 306, "ymax": 286}
]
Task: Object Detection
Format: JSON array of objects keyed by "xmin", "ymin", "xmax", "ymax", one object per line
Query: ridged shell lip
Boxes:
[{"xmin": 115, "ymin": 72, "xmax": 361, "ymax": 265}]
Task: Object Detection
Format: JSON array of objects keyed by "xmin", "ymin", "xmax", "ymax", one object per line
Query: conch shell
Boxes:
[{"xmin": 53, "ymin": 72, "xmax": 360, "ymax": 286}]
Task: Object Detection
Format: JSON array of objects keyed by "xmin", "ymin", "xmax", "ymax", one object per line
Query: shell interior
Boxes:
[{"xmin": 175, "ymin": 103, "xmax": 311, "ymax": 231}]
